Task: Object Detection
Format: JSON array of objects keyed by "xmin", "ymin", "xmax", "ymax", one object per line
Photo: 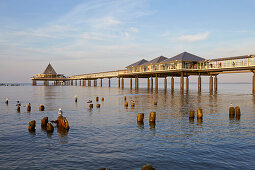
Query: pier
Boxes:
[{"xmin": 31, "ymin": 52, "xmax": 255, "ymax": 93}]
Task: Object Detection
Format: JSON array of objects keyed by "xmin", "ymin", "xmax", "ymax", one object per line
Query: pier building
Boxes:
[{"xmin": 31, "ymin": 52, "xmax": 255, "ymax": 93}]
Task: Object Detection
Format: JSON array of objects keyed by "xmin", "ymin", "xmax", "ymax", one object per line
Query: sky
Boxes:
[{"xmin": 0, "ymin": 0, "xmax": 255, "ymax": 83}]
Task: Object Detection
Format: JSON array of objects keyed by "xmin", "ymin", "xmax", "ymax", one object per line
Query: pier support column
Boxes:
[
  {"xmin": 198, "ymin": 74, "xmax": 201, "ymax": 92},
  {"xmin": 151, "ymin": 76, "xmax": 153, "ymax": 90},
  {"xmin": 32, "ymin": 80, "xmax": 37, "ymax": 86},
  {"xmin": 171, "ymin": 76, "xmax": 174, "ymax": 91},
  {"xmin": 164, "ymin": 77, "xmax": 167, "ymax": 89},
  {"xmin": 100, "ymin": 79, "xmax": 103, "ymax": 87},
  {"xmin": 75, "ymin": 80, "xmax": 77, "ymax": 86},
  {"xmin": 147, "ymin": 77, "xmax": 150, "ymax": 89},
  {"xmin": 118, "ymin": 78, "xmax": 120, "ymax": 88},
  {"xmin": 130, "ymin": 78, "xmax": 132, "ymax": 89},
  {"xmin": 180, "ymin": 72, "xmax": 184, "ymax": 91},
  {"xmin": 253, "ymin": 72, "xmax": 255, "ymax": 93},
  {"xmin": 214, "ymin": 75, "xmax": 217, "ymax": 91},
  {"xmin": 79, "ymin": 80, "xmax": 81, "ymax": 86},
  {"xmin": 155, "ymin": 74, "xmax": 158, "ymax": 90},
  {"xmin": 121, "ymin": 77, "xmax": 124, "ymax": 88},
  {"xmin": 186, "ymin": 76, "xmax": 189, "ymax": 91},
  {"xmin": 94, "ymin": 79, "xmax": 97, "ymax": 87},
  {"xmin": 88, "ymin": 80, "xmax": 91, "ymax": 86},
  {"xmin": 209, "ymin": 75, "xmax": 213, "ymax": 92},
  {"xmin": 135, "ymin": 76, "xmax": 139, "ymax": 89},
  {"xmin": 44, "ymin": 81, "xmax": 48, "ymax": 86},
  {"xmin": 108, "ymin": 78, "xmax": 111, "ymax": 87},
  {"xmin": 71, "ymin": 80, "xmax": 73, "ymax": 86}
]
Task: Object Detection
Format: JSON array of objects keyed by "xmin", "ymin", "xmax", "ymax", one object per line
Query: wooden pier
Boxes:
[{"xmin": 31, "ymin": 52, "xmax": 255, "ymax": 93}]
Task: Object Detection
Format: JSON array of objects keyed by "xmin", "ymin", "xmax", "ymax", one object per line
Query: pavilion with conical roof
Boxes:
[{"xmin": 43, "ymin": 63, "xmax": 57, "ymax": 75}]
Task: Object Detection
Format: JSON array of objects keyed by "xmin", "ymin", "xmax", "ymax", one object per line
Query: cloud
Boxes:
[
  {"xmin": 130, "ymin": 27, "xmax": 139, "ymax": 33},
  {"xmin": 178, "ymin": 32, "xmax": 210, "ymax": 42}
]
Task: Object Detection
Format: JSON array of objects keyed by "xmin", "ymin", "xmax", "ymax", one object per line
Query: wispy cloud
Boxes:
[{"xmin": 178, "ymin": 32, "xmax": 210, "ymax": 42}]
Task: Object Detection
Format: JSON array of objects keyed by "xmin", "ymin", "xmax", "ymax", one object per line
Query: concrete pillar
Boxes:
[
  {"xmin": 180, "ymin": 72, "xmax": 184, "ymax": 91},
  {"xmin": 171, "ymin": 76, "xmax": 174, "ymax": 91},
  {"xmin": 186, "ymin": 76, "xmax": 189, "ymax": 91},
  {"xmin": 151, "ymin": 76, "xmax": 153, "ymax": 90},
  {"xmin": 108, "ymin": 78, "xmax": 111, "ymax": 87},
  {"xmin": 118, "ymin": 78, "xmax": 120, "ymax": 88},
  {"xmin": 164, "ymin": 77, "xmax": 167, "ymax": 89},
  {"xmin": 214, "ymin": 75, "xmax": 217, "ymax": 91},
  {"xmin": 209, "ymin": 75, "xmax": 213, "ymax": 92},
  {"xmin": 147, "ymin": 77, "xmax": 150, "ymax": 89},
  {"xmin": 121, "ymin": 77, "xmax": 124, "ymax": 88},
  {"xmin": 100, "ymin": 79, "xmax": 103, "ymax": 87},
  {"xmin": 32, "ymin": 80, "xmax": 37, "ymax": 86},
  {"xmin": 198, "ymin": 74, "xmax": 201, "ymax": 92},
  {"xmin": 155, "ymin": 74, "xmax": 158, "ymax": 90},
  {"xmin": 130, "ymin": 78, "xmax": 132, "ymax": 89}
]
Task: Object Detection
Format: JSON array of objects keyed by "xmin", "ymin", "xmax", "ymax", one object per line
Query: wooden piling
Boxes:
[
  {"xmin": 197, "ymin": 109, "xmax": 203, "ymax": 119},
  {"xmin": 209, "ymin": 75, "xmax": 213, "ymax": 92},
  {"xmin": 28, "ymin": 120, "xmax": 36, "ymax": 131},
  {"xmin": 155, "ymin": 74, "xmax": 158, "ymax": 90},
  {"xmin": 96, "ymin": 104, "xmax": 100, "ymax": 108},
  {"xmin": 75, "ymin": 96, "xmax": 77, "ymax": 103},
  {"xmin": 137, "ymin": 113, "xmax": 144, "ymax": 122},
  {"xmin": 149, "ymin": 112, "xmax": 156, "ymax": 123},
  {"xmin": 89, "ymin": 104, "xmax": 93, "ymax": 108},
  {"xmin": 189, "ymin": 110, "xmax": 195, "ymax": 119},
  {"xmin": 96, "ymin": 96, "xmax": 99, "ymax": 102},
  {"xmin": 235, "ymin": 106, "xmax": 241, "ymax": 116},
  {"xmin": 214, "ymin": 75, "xmax": 218, "ymax": 91},
  {"xmin": 39, "ymin": 104, "xmax": 45, "ymax": 111},
  {"xmin": 229, "ymin": 106, "xmax": 235, "ymax": 115}
]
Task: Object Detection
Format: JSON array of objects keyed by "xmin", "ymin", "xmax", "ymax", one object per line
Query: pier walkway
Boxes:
[{"xmin": 31, "ymin": 52, "xmax": 255, "ymax": 93}]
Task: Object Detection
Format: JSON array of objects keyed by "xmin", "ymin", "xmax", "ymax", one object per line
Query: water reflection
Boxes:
[
  {"xmin": 57, "ymin": 128, "xmax": 69, "ymax": 144},
  {"xmin": 149, "ymin": 122, "xmax": 156, "ymax": 129},
  {"xmin": 197, "ymin": 118, "xmax": 203, "ymax": 125},
  {"xmin": 137, "ymin": 122, "xmax": 144, "ymax": 130}
]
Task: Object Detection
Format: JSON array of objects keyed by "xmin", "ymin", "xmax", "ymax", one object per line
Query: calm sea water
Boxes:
[{"xmin": 1, "ymin": 82, "xmax": 255, "ymax": 169}]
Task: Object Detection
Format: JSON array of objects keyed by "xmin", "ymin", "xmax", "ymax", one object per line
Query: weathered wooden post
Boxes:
[
  {"xmin": 108, "ymin": 78, "xmax": 111, "ymax": 87},
  {"xmin": 235, "ymin": 106, "xmax": 241, "ymax": 116},
  {"xmin": 100, "ymin": 78, "xmax": 103, "ymax": 87},
  {"xmin": 149, "ymin": 112, "xmax": 156, "ymax": 123},
  {"xmin": 28, "ymin": 120, "xmax": 36, "ymax": 131},
  {"xmin": 41, "ymin": 117, "xmax": 48, "ymax": 129},
  {"xmin": 197, "ymin": 108, "xmax": 203, "ymax": 119},
  {"xmin": 39, "ymin": 104, "xmax": 45, "ymax": 111},
  {"xmin": 96, "ymin": 104, "xmax": 100, "ymax": 108},
  {"xmin": 137, "ymin": 113, "xmax": 144, "ymax": 122},
  {"xmin": 189, "ymin": 110, "xmax": 195, "ymax": 119},
  {"xmin": 118, "ymin": 78, "xmax": 120, "ymax": 88}
]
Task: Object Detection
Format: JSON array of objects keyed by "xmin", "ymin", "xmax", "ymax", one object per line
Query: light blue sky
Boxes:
[{"xmin": 0, "ymin": 0, "xmax": 255, "ymax": 83}]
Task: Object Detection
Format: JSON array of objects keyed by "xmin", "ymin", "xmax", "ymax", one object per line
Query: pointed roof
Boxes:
[
  {"xmin": 141, "ymin": 56, "xmax": 168, "ymax": 66},
  {"xmin": 43, "ymin": 63, "xmax": 57, "ymax": 75},
  {"xmin": 126, "ymin": 59, "xmax": 148, "ymax": 68},
  {"xmin": 161, "ymin": 52, "xmax": 205, "ymax": 63}
]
